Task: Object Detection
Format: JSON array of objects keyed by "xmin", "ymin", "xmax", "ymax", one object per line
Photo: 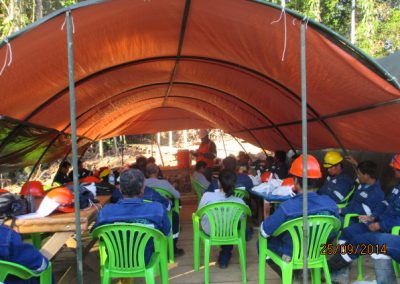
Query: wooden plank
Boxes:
[{"xmin": 40, "ymin": 232, "xmax": 73, "ymax": 260}]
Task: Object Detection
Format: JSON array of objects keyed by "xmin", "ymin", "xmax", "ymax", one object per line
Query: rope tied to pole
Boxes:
[
  {"xmin": 0, "ymin": 38, "xmax": 13, "ymax": 76},
  {"xmin": 270, "ymin": 7, "xmax": 287, "ymax": 62},
  {"xmin": 61, "ymin": 12, "xmax": 75, "ymax": 33}
]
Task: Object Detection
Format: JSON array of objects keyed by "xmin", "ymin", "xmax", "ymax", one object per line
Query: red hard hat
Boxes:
[
  {"xmin": 20, "ymin": 181, "xmax": 45, "ymax": 197},
  {"xmin": 289, "ymin": 155, "xmax": 322, "ymax": 179},
  {"xmin": 46, "ymin": 187, "xmax": 74, "ymax": 213},
  {"xmin": 80, "ymin": 176, "xmax": 100, "ymax": 184},
  {"xmin": 0, "ymin": 188, "xmax": 9, "ymax": 193},
  {"xmin": 261, "ymin": 171, "xmax": 272, "ymax": 182},
  {"xmin": 390, "ymin": 154, "xmax": 400, "ymax": 170}
]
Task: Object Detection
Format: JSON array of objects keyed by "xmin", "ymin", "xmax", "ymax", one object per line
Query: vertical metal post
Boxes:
[
  {"xmin": 351, "ymin": 0, "xmax": 356, "ymax": 44},
  {"xmin": 301, "ymin": 23, "xmax": 309, "ymax": 284},
  {"xmin": 66, "ymin": 11, "xmax": 83, "ymax": 284},
  {"xmin": 156, "ymin": 134, "xmax": 165, "ymax": 166},
  {"xmin": 220, "ymin": 130, "xmax": 227, "ymax": 157}
]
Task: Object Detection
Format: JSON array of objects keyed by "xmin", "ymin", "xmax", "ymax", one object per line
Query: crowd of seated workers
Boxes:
[{"xmin": 2, "ymin": 150, "xmax": 400, "ymax": 284}]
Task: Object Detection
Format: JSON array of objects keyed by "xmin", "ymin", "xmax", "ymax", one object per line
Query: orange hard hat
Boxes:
[
  {"xmin": 46, "ymin": 187, "xmax": 74, "ymax": 213},
  {"xmin": 261, "ymin": 171, "xmax": 272, "ymax": 182},
  {"xmin": 282, "ymin": 177, "xmax": 294, "ymax": 187},
  {"xmin": 390, "ymin": 154, "xmax": 400, "ymax": 170},
  {"xmin": 0, "ymin": 188, "xmax": 9, "ymax": 193},
  {"xmin": 20, "ymin": 181, "xmax": 45, "ymax": 197},
  {"xmin": 80, "ymin": 176, "xmax": 101, "ymax": 184},
  {"xmin": 289, "ymin": 154, "xmax": 322, "ymax": 179}
]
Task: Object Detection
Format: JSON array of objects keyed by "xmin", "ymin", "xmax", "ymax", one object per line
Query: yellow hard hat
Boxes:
[{"xmin": 323, "ymin": 151, "xmax": 343, "ymax": 168}]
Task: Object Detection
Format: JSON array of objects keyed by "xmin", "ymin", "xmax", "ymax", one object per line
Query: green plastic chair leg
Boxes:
[
  {"xmin": 357, "ymin": 256, "xmax": 363, "ymax": 280},
  {"xmin": 311, "ymin": 268, "xmax": 321, "ymax": 284},
  {"xmin": 323, "ymin": 261, "xmax": 333, "ymax": 284},
  {"xmin": 237, "ymin": 241, "xmax": 247, "ymax": 284},
  {"xmin": 258, "ymin": 236, "xmax": 266, "ymax": 284},
  {"xmin": 167, "ymin": 236, "xmax": 174, "ymax": 263},
  {"xmin": 204, "ymin": 239, "xmax": 211, "ymax": 284},
  {"xmin": 193, "ymin": 230, "xmax": 200, "ymax": 271},
  {"xmin": 281, "ymin": 264, "xmax": 293, "ymax": 284},
  {"xmin": 145, "ymin": 268, "xmax": 155, "ymax": 284}
]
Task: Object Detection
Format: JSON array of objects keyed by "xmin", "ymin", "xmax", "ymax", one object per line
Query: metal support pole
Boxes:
[
  {"xmin": 220, "ymin": 130, "xmax": 228, "ymax": 157},
  {"xmin": 155, "ymin": 134, "xmax": 165, "ymax": 166},
  {"xmin": 231, "ymin": 135, "xmax": 252, "ymax": 162},
  {"xmin": 66, "ymin": 11, "xmax": 83, "ymax": 284},
  {"xmin": 301, "ymin": 23, "xmax": 309, "ymax": 284}
]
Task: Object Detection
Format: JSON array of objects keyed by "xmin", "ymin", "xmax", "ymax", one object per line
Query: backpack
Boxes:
[{"xmin": 0, "ymin": 193, "xmax": 29, "ymax": 223}]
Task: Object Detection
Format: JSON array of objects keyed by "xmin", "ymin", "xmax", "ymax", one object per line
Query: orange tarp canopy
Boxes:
[{"xmin": 0, "ymin": 0, "xmax": 399, "ymax": 169}]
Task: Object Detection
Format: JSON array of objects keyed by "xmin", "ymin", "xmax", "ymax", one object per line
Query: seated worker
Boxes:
[
  {"xmin": 340, "ymin": 160, "xmax": 384, "ymax": 216},
  {"xmin": 145, "ymin": 163, "xmax": 180, "ymax": 199},
  {"xmin": 68, "ymin": 160, "xmax": 92, "ymax": 181},
  {"xmin": 52, "ymin": 160, "xmax": 71, "ymax": 186},
  {"xmin": 0, "ymin": 224, "xmax": 51, "ymax": 284},
  {"xmin": 92, "ymin": 169, "xmax": 171, "ymax": 264},
  {"xmin": 260, "ymin": 155, "xmax": 339, "ymax": 275},
  {"xmin": 192, "ymin": 161, "xmax": 211, "ymax": 190},
  {"xmin": 130, "ymin": 156, "xmax": 148, "ymax": 176},
  {"xmin": 328, "ymin": 154, "xmax": 400, "ymax": 284},
  {"xmin": 145, "ymin": 163, "xmax": 184, "ymax": 256},
  {"xmin": 147, "ymin": 156, "xmax": 163, "ymax": 178},
  {"xmin": 190, "ymin": 129, "xmax": 217, "ymax": 181},
  {"xmin": 271, "ymin": 150, "xmax": 288, "ymax": 179},
  {"xmin": 208, "ymin": 156, "xmax": 253, "ymax": 192},
  {"xmin": 198, "ymin": 169, "xmax": 246, "ymax": 268},
  {"xmin": 317, "ymin": 151, "xmax": 354, "ymax": 203},
  {"xmin": 237, "ymin": 151, "xmax": 250, "ymax": 173}
]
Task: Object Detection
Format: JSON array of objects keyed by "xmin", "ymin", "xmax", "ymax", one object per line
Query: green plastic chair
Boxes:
[
  {"xmin": 91, "ymin": 223, "xmax": 169, "ymax": 284},
  {"xmin": 234, "ymin": 188, "xmax": 250, "ymax": 200},
  {"xmin": 392, "ymin": 226, "xmax": 400, "ymax": 277},
  {"xmin": 191, "ymin": 178, "xmax": 206, "ymax": 203},
  {"xmin": 258, "ymin": 215, "xmax": 341, "ymax": 284},
  {"xmin": 150, "ymin": 186, "xmax": 180, "ymax": 263},
  {"xmin": 193, "ymin": 201, "xmax": 251, "ymax": 284},
  {"xmin": 0, "ymin": 260, "xmax": 52, "ymax": 283}
]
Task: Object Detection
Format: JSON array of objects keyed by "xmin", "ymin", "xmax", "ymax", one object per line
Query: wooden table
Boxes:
[{"xmin": 5, "ymin": 195, "xmax": 111, "ymax": 283}]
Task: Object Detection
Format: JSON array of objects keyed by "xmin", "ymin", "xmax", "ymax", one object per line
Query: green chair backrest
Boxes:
[
  {"xmin": 195, "ymin": 202, "xmax": 251, "ymax": 241},
  {"xmin": 272, "ymin": 215, "xmax": 341, "ymax": 267},
  {"xmin": 0, "ymin": 260, "xmax": 52, "ymax": 283},
  {"xmin": 234, "ymin": 188, "xmax": 249, "ymax": 200},
  {"xmin": 91, "ymin": 223, "xmax": 167, "ymax": 273},
  {"xmin": 392, "ymin": 226, "xmax": 400, "ymax": 277},
  {"xmin": 191, "ymin": 178, "xmax": 206, "ymax": 201},
  {"xmin": 150, "ymin": 187, "xmax": 180, "ymax": 214}
]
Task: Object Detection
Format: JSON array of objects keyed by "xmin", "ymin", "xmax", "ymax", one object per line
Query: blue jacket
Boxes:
[
  {"xmin": 207, "ymin": 173, "xmax": 253, "ymax": 192},
  {"xmin": 317, "ymin": 172, "xmax": 354, "ymax": 203},
  {"xmin": 377, "ymin": 183, "xmax": 400, "ymax": 232},
  {"xmin": 341, "ymin": 182, "xmax": 385, "ymax": 216},
  {"xmin": 93, "ymin": 198, "xmax": 171, "ymax": 264},
  {"xmin": 260, "ymin": 192, "xmax": 339, "ymax": 257},
  {"xmin": 0, "ymin": 225, "xmax": 49, "ymax": 284}
]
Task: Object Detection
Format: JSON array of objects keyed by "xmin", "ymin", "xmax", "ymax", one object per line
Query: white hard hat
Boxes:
[{"xmin": 199, "ymin": 129, "xmax": 209, "ymax": 138}]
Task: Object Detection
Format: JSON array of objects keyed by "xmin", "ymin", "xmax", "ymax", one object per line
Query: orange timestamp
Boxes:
[{"xmin": 320, "ymin": 243, "xmax": 387, "ymax": 255}]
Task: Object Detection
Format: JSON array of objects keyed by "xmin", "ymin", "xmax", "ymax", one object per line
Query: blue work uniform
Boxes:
[
  {"xmin": 207, "ymin": 173, "xmax": 253, "ymax": 192},
  {"xmin": 340, "ymin": 182, "xmax": 400, "ymax": 242},
  {"xmin": 92, "ymin": 198, "xmax": 171, "ymax": 264},
  {"xmin": 260, "ymin": 192, "xmax": 339, "ymax": 257},
  {"xmin": 341, "ymin": 182, "xmax": 384, "ymax": 216},
  {"xmin": 0, "ymin": 225, "xmax": 50, "ymax": 284},
  {"xmin": 317, "ymin": 172, "xmax": 354, "ymax": 203},
  {"xmin": 342, "ymin": 232, "xmax": 400, "ymax": 262}
]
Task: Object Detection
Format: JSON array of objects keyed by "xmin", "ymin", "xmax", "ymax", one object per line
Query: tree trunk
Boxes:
[
  {"xmin": 99, "ymin": 140, "xmax": 103, "ymax": 158},
  {"xmin": 113, "ymin": 137, "xmax": 118, "ymax": 155},
  {"xmin": 35, "ymin": 0, "xmax": 43, "ymax": 19}
]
